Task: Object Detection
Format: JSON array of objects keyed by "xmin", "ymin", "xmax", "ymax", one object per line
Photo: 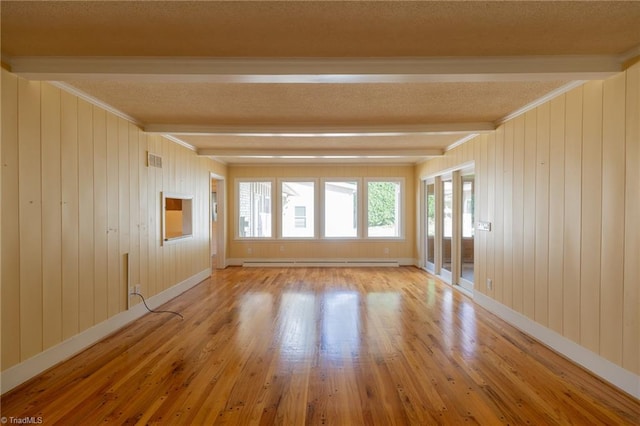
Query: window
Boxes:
[
  {"xmin": 367, "ymin": 180, "xmax": 402, "ymax": 237},
  {"xmin": 237, "ymin": 177, "xmax": 405, "ymax": 241},
  {"xmin": 426, "ymin": 182, "xmax": 436, "ymax": 266},
  {"xmin": 443, "ymin": 179, "xmax": 453, "ymax": 238},
  {"xmin": 238, "ymin": 180, "xmax": 272, "ymax": 238},
  {"xmin": 460, "ymin": 174, "xmax": 475, "ymax": 284},
  {"xmin": 441, "ymin": 178, "xmax": 453, "ymax": 273},
  {"xmin": 324, "ymin": 180, "xmax": 358, "ymax": 238},
  {"xmin": 282, "ymin": 181, "xmax": 315, "ymax": 238},
  {"xmin": 461, "ymin": 177, "xmax": 475, "ymax": 238}
]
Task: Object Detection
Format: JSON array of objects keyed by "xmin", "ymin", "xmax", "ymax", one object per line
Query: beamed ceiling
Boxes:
[{"xmin": 2, "ymin": 1, "xmax": 639, "ymax": 164}]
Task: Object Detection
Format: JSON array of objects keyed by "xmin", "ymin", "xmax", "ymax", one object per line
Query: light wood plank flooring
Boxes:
[{"xmin": 2, "ymin": 267, "xmax": 639, "ymax": 424}]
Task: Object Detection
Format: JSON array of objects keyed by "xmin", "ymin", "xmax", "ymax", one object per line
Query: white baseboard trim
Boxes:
[
  {"xmin": 474, "ymin": 290, "xmax": 640, "ymax": 399},
  {"xmin": 1, "ymin": 268, "xmax": 211, "ymax": 395},
  {"xmin": 228, "ymin": 257, "xmax": 416, "ymax": 267}
]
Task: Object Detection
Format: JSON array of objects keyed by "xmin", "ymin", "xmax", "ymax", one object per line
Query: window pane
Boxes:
[
  {"xmin": 367, "ymin": 181, "xmax": 401, "ymax": 237},
  {"xmin": 443, "ymin": 180, "xmax": 453, "ymax": 238},
  {"xmin": 462, "ymin": 178, "xmax": 474, "ymax": 238},
  {"xmin": 461, "ymin": 175, "xmax": 475, "ymax": 283},
  {"xmin": 426, "ymin": 183, "xmax": 435, "ymax": 265},
  {"xmin": 324, "ymin": 181, "xmax": 358, "ymax": 237},
  {"xmin": 238, "ymin": 181, "xmax": 272, "ymax": 238},
  {"xmin": 282, "ymin": 181, "xmax": 315, "ymax": 237},
  {"xmin": 442, "ymin": 179, "xmax": 453, "ymax": 272}
]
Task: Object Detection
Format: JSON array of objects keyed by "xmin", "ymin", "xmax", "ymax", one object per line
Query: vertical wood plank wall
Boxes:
[
  {"xmin": 0, "ymin": 70, "xmax": 226, "ymax": 371},
  {"xmin": 416, "ymin": 63, "xmax": 640, "ymax": 375},
  {"xmin": 1, "ymin": 65, "xmax": 638, "ymax": 380}
]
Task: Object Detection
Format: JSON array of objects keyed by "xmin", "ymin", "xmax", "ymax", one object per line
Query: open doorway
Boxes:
[{"xmin": 211, "ymin": 173, "xmax": 225, "ymax": 270}]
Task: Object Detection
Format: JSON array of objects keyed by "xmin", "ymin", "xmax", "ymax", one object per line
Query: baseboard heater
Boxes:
[{"xmin": 242, "ymin": 260, "xmax": 400, "ymax": 267}]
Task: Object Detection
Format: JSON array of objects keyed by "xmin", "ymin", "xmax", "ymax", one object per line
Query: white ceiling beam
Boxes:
[
  {"xmin": 197, "ymin": 148, "xmax": 444, "ymax": 157},
  {"xmin": 146, "ymin": 123, "xmax": 494, "ymax": 136},
  {"xmin": 8, "ymin": 55, "xmax": 622, "ymax": 83}
]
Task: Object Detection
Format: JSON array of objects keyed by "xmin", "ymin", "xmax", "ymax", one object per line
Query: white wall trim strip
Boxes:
[
  {"xmin": 49, "ymin": 81, "xmax": 141, "ymax": 126},
  {"xmin": 0, "ymin": 269, "xmax": 211, "ymax": 395},
  {"xmin": 444, "ymin": 133, "xmax": 480, "ymax": 152},
  {"xmin": 619, "ymin": 43, "xmax": 640, "ymax": 65},
  {"xmin": 495, "ymin": 80, "xmax": 586, "ymax": 126},
  {"xmin": 474, "ymin": 291, "xmax": 640, "ymax": 399},
  {"xmin": 50, "ymin": 83, "xmax": 196, "ymax": 153},
  {"xmin": 228, "ymin": 257, "xmax": 417, "ymax": 267},
  {"xmin": 161, "ymin": 134, "xmax": 197, "ymax": 152}
]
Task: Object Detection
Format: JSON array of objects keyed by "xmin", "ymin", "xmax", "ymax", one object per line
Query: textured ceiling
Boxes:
[
  {"xmin": 2, "ymin": 1, "xmax": 639, "ymax": 164},
  {"xmin": 3, "ymin": 1, "xmax": 640, "ymax": 57},
  {"xmin": 66, "ymin": 80, "xmax": 569, "ymax": 126}
]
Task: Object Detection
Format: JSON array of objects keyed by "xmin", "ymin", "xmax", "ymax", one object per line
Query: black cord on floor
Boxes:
[{"xmin": 131, "ymin": 292, "xmax": 184, "ymax": 319}]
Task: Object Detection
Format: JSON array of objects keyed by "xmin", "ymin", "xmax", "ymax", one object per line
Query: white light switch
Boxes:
[{"xmin": 477, "ymin": 221, "xmax": 492, "ymax": 231}]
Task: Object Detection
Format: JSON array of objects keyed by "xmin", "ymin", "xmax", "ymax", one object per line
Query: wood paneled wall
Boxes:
[
  {"xmin": 227, "ymin": 164, "xmax": 415, "ymax": 261},
  {"xmin": 417, "ymin": 63, "xmax": 640, "ymax": 375},
  {"xmin": 1, "ymin": 70, "xmax": 225, "ymax": 371}
]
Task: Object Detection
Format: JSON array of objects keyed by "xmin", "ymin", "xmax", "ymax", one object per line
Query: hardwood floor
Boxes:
[{"xmin": 2, "ymin": 267, "xmax": 638, "ymax": 424}]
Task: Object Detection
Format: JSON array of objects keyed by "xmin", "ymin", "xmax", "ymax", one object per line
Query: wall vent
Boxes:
[{"xmin": 147, "ymin": 152, "xmax": 163, "ymax": 168}]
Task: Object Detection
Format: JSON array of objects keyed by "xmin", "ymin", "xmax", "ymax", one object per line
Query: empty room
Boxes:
[{"xmin": 1, "ymin": 1, "xmax": 639, "ymax": 424}]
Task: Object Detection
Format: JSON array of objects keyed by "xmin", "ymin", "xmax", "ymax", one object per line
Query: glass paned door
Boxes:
[
  {"xmin": 426, "ymin": 182, "xmax": 435, "ymax": 271},
  {"xmin": 460, "ymin": 175, "xmax": 475, "ymax": 287},
  {"xmin": 441, "ymin": 179, "xmax": 453, "ymax": 279}
]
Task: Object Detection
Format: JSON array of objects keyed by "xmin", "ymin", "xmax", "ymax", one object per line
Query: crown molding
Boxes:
[
  {"xmin": 50, "ymin": 82, "xmax": 198, "ymax": 152},
  {"xmin": 50, "ymin": 81, "xmax": 141, "ymax": 126},
  {"xmin": 444, "ymin": 133, "xmax": 480, "ymax": 152},
  {"xmin": 495, "ymin": 80, "xmax": 586, "ymax": 126},
  {"xmin": 620, "ymin": 44, "xmax": 640, "ymax": 69},
  {"xmin": 161, "ymin": 134, "xmax": 197, "ymax": 152}
]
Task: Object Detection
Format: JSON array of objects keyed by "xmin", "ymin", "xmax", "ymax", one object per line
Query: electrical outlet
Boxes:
[
  {"xmin": 487, "ymin": 279, "xmax": 493, "ymax": 290},
  {"xmin": 383, "ymin": 247, "xmax": 390, "ymax": 255},
  {"xmin": 247, "ymin": 247, "xmax": 253, "ymax": 254},
  {"xmin": 134, "ymin": 284, "xmax": 141, "ymax": 294},
  {"xmin": 279, "ymin": 245, "xmax": 284, "ymax": 252}
]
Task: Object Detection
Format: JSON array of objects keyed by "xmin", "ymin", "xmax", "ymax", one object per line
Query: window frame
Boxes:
[
  {"xmin": 235, "ymin": 176, "xmax": 407, "ymax": 242},
  {"xmin": 321, "ymin": 178, "xmax": 362, "ymax": 239},
  {"xmin": 364, "ymin": 177, "xmax": 405, "ymax": 240},
  {"xmin": 278, "ymin": 178, "xmax": 318, "ymax": 239},
  {"xmin": 235, "ymin": 178, "xmax": 276, "ymax": 240}
]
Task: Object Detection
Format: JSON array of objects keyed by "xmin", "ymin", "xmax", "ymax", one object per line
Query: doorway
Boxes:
[
  {"xmin": 422, "ymin": 165, "xmax": 475, "ymax": 292},
  {"xmin": 211, "ymin": 173, "xmax": 225, "ymax": 270}
]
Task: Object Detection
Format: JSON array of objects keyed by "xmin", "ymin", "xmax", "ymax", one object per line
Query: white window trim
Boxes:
[
  {"xmin": 364, "ymin": 177, "xmax": 405, "ymax": 240},
  {"xmin": 278, "ymin": 178, "xmax": 319, "ymax": 240},
  {"xmin": 234, "ymin": 176, "xmax": 408, "ymax": 242},
  {"xmin": 234, "ymin": 178, "xmax": 276, "ymax": 240},
  {"xmin": 320, "ymin": 177, "xmax": 363, "ymax": 239}
]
